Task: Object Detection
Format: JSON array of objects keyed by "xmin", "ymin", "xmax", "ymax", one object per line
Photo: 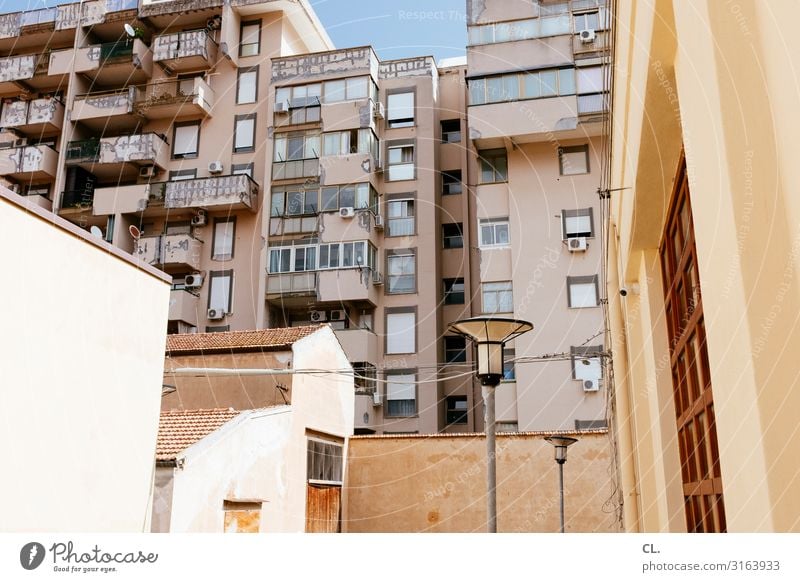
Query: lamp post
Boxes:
[
  {"xmin": 544, "ymin": 435, "xmax": 578, "ymax": 533},
  {"xmin": 448, "ymin": 317, "xmax": 533, "ymax": 533}
]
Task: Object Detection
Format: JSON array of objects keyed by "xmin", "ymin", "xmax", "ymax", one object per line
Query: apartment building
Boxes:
[
  {"xmin": 0, "ymin": 0, "xmax": 332, "ymax": 335},
  {"xmin": 463, "ymin": 0, "xmax": 610, "ymax": 431},
  {"xmin": 0, "ymin": 0, "xmax": 610, "ymax": 434},
  {"xmin": 609, "ymin": 0, "xmax": 800, "ymax": 532}
]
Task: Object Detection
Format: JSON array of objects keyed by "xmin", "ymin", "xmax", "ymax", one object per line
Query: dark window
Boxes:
[
  {"xmin": 444, "ymin": 336, "xmax": 467, "ymax": 363},
  {"xmin": 205, "ymin": 325, "xmax": 230, "ymax": 332},
  {"xmin": 442, "ymin": 170, "xmax": 462, "ymax": 195},
  {"xmin": 306, "ymin": 439, "xmax": 343, "ymax": 483},
  {"xmin": 442, "ymin": 223, "xmax": 463, "ymax": 249},
  {"xmin": 446, "ymin": 396, "xmax": 468, "ymax": 424},
  {"xmin": 503, "ymin": 348, "xmax": 515, "ymax": 381},
  {"xmin": 443, "ymin": 278, "xmax": 465, "ymax": 305},
  {"xmin": 169, "ymin": 169, "xmax": 197, "ymax": 181},
  {"xmin": 479, "ymin": 149, "xmax": 507, "ymax": 183},
  {"xmin": 232, "ymin": 163, "xmax": 254, "ymax": 178},
  {"xmin": 441, "ymin": 119, "xmax": 461, "ymax": 143}
]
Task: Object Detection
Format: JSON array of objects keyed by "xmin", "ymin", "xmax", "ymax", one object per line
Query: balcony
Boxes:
[
  {"xmin": 335, "ymin": 327, "xmax": 379, "ymax": 363},
  {"xmin": 272, "ymin": 157, "xmax": 319, "ymax": 181},
  {"xmin": 266, "ymin": 272, "xmax": 317, "ymax": 302},
  {"xmin": 75, "ymin": 38, "xmax": 152, "ymax": 84},
  {"xmin": 65, "ymin": 133, "xmax": 169, "ymax": 181},
  {"xmin": 318, "ymin": 268, "xmax": 380, "ymax": 307},
  {"xmin": 0, "ymin": 98, "xmax": 64, "ymax": 136},
  {"xmin": 0, "ymin": 144, "xmax": 58, "ymax": 181},
  {"xmin": 72, "ymin": 87, "xmax": 138, "ymax": 128},
  {"xmin": 134, "ymin": 233, "xmax": 202, "ymax": 271},
  {"xmin": 91, "ymin": 183, "xmax": 150, "ymax": 215},
  {"xmin": 354, "ymin": 393, "xmax": 377, "ymax": 434},
  {"xmin": 153, "ymin": 30, "xmax": 218, "ymax": 72},
  {"xmin": 0, "ymin": 51, "xmax": 71, "ymax": 93},
  {"xmin": 157, "ymin": 174, "xmax": 259, "ymax": 212},
  {"xmin": 169, "ymin": 289, "xmax": 201, "ymax": 327}
]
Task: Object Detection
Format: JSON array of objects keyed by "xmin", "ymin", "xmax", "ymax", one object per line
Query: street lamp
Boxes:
[
  {"xmin": 448, "ymin": 316, "xmax": 533, "ymax": 533},
  {"xmin": 544, "ymin": 435, "xmax": 578, "ymax": 533}
]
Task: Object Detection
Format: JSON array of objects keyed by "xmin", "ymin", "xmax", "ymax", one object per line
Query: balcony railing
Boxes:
[
  {"xmin": 153, "ymin": 29, "xmax": 218, "ymax": 64},
  {"xmin": 65, "ymin": 133, "xmax": 169, "ymax": 165},
  {"xmin": 577, "ymin": 92, "xmax": 608, "ymax": 115},
  {"xmin": 0, "ymin": 97, "xmax": 64, "ymax": 130},
  {"xmin": 20, "ymin": 7, "xmax": 57, "ymax": 28},
  {"xmin": 135, "ymin": 233, "xmax": 203, "ymax": 270},
  {"xmin": 272, "ymin": 158, "xmax": 319, "ymax": 181},
  {"xmin": 0, "ymin": 53, "xmax": 36, "ymax": 83},
  {"xmin": 151, "ymin": 174, "xmax": 259, "ymax": 211},
  {"xmin": 65, "ymin": 139, "xmax": 101, "ymax": 163},
  {"xmin": 98, "ymin": 39, "xmax": 135, "ymax": 63},
  {"xmin": 266, "ymin": 272, "xmax": 317, "ymax": 296}
]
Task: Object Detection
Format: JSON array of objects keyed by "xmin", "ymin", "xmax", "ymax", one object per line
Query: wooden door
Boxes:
[{"xmin": 305, "ymin": 484, "xmax": 341, "ymax": 533}]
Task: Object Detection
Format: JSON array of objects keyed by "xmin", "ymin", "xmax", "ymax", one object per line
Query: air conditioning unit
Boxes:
[
  {"xmin": 274, "ymin": 101, "xmax": 290, "ymax": 113},
  {"xmin": 8, "ymin": 183, "xmax": 21, "ymax": 193},
  {"xmin": 185, "ymin": 273, "xmax": 203, "ymax": 288},
  {"xmin": 329, "ymin": 309, "xmax": 346, "ymax": 321},
  {"xmin": 579, "ymin": 29, "xmax": 597, "ymax": 43},
  {"xmin": 139, "ymin": 165, "xmax": 156, "ymax": 178},
  {"xmin": 208, "ymin": 161, "xmax": 223, "ymax": 174},
  {"xmin": 191, "ymin": 209, "xmax": 207, "ymax": 226},
  {"xmin": 583, "ymin": 379, "xmax": 601, "ymax": 392},
  {"xmin": 14, "ymin": 137, "xmax": 27, "ymax": 147},
  {"xmin": 207, "ymin": 308, "xmax": 226, "ymax": 320},
  {"xmin": 373, "ymin": 158, "xmax": 383, "ymax": 172},
  {"xmin": 373, "ymin": 101, "xmax": 385, "ymax": 120},
  {"xmin": 374, "ymin": 215, "xmax": 384, "ymax": 229},
  {"xmin": 568, "ymin": 237, "xmax": 588, "ymax": 252},
  {"xmin": 372, "ymin": 391, "xmax": 383, "ymax": 406},
  {"xmin": 372, "ymin": 271, "xmax": 384, "ymax": 286},
  {"xmin": 309, "ymin": 310, "xmax": 327, "ymax": 322},
  {"xmin": 339, "ymin": 206, "xmax": 355, "ymax": 218}
]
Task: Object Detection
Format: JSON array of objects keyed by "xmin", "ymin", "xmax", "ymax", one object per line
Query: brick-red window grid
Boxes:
[{"xmin": 660, "ymin": 153, "xmax": 727, "ymax": 533}]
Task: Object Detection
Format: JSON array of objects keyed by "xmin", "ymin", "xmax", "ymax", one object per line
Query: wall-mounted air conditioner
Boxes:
[
  {"xmin": 191, "ymin": 209, "xmax": 207, "ymax": 226},
  {"xmin": 568, "ymin": 237, "xmax": 588, "ymax": 252},
  {"xmin": 208, "ymin": 161, "xmax": 223, "ymax": 174},
  {"xmin": 139, "ymin": 165, "xmax": 156, "ymax": 178},
  {"xmin": 339, "ymin": 207, "xmax": 355, "ymax": 218},
  {"xmin": 583, "ymin": 379, "xmax": 601, "ymax": 392},
  {"xmin": 372, "ymin": 391, "xmax": 383, "ymax": 406},
  {"xmin": 274, "ymin": 101, "xmax": 290, "ymax": 113},
  {"xmin": 579, "ymin": 29, "xmax": 597, "ymax": 43},
  {"xmin": 309, "ymin": 310, "xmax": 327, "ymax": 322},
  {"xmin": 373, "ymin": 101, "xmax": 385, "ymax": 120},
  {"xmin": 329, "ymin": 309, "xmax": 346, "ymax": 321},
  {"xmin": 207, "ymin": 308, "xmax": 226, "ymax": 320},
  {"xmin": 374, "ymin": 215, "xmax": 384, "ymax": 229},
  {"xmin": 185, "ymin": 274, "xmax": 203, "ymax": 288}
]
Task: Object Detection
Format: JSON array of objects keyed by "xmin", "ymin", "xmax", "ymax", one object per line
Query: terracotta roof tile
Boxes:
[
  {"xmin": 156, "ymin": 408, "xmax": 241, "ymax": 462},
  {"xmin": 166, "ymin": 325, "xmax": 323, "ymax": 354}
]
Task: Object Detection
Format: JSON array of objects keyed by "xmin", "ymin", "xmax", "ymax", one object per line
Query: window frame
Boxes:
[
  {"xmin": 384, "ymin": 369, "xmax": 417, "ymax": 417},
  {"xmin": 567, "ymin": 274, "xmax": 600, "ymax": 308},
  {"xmin": 443, "ymin": 277, "xmax": 465, "ymax": 305},
  {"xmin": 443, "ymin": 335, "xmax": 467, "ymax": 364},
  {"xmin": 385, "ymin": 307, "xmax": 417, "ymax": 355},
  {"xmin": 211, "ymin": 216, "xmax": 236, "ymax": 261},
  {"xmin": 478, "ymin": 148, "xmax": 508, "ymax": 183},
  {"xmin": 239, "ymin": 20, "xmax": 261, "ymax": 57},
  {"xmin": 562, "ymin": 207, "xmax": 595, "ymax": 239},
  {"xmin": 233, "ymin": 113, "xmax": 256, "ymax": 154},
  {"xmin": 442, "ymin": 170, "xmax": 462, "ymax": 195},
  {"xmin": 232, "ymin": 162, "xmax": 254, "ymax": 178},
  {"xmin": 442, "ymin": 222, "xmax": 464, "ymax": 249},
  {"xmin": 207, "ymin": 269, "xmax": 234, "ymax": 314},
  {"xmin": 440, "ymin": 119, "xmax": 461, "ymax": 144},
  {"xmin": 482, "ymin": 281, "xmax": 513, "ymax": 314},
  {"xmin": 169, "ymin": 168, "xmax": 197, "ymax": 181},
  {"xmin": 386, "ymin": 248, "xmax": 417, "ymax": 295},
  {"xmin": 570, "ymin": 345, "xmax": 604, "ymax": 380},
  {"xmin": 236, "ymin": 66, "xmax": 259, "ymax": 105},
  {"xmin": 386, "ymin": 89, "xmax": 416, "ymax": 128},
  {"xmin": 558, "ymin": 145, "xmax": 590, "ymax": 175},
  {"xmin": 386, "ymin": 196, "xmax": 416, "ymax": 237},
  {"xmin": 479, "ymin": 218, "xmax": 510, "ymax": 248},
  {"xmin": 386, "ymin": 140, "xmax": 416, "ymax": 182},
  {"xmin": 171, "ymin": 120, "xmax": 200, "ymax": 160}
]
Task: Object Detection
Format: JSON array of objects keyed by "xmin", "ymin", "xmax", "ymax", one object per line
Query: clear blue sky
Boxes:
[{"xmin": 0, "ymin": 0, "xmax": 468, "ymax": 63}]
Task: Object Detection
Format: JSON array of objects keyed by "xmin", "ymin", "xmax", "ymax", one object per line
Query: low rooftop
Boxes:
[
  {"xmin": 166, "ymin": 325, "xmax": 323, "ymax": 354},
  {"xmin": 156, "ymin": 408, "xmax": 240, "ymax": 463}
]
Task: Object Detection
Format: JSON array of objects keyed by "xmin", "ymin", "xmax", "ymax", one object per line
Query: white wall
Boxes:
[{"xmin": 0, "ymin": 189, "xmax": 170, "ymax": 532}]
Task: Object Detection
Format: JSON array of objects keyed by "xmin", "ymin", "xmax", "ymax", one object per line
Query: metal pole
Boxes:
[
  {"xmin": 483, "ymin": 383, "xmax": 497, "ymax": 533},
  {"xmin": 558, "ymin": 461, "xmax": 565, "ymax": 533}
]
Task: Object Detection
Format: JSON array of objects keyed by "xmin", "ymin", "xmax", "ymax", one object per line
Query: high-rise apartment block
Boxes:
[{"xmin": 0, "ymin": 0, "xmax": 609, "ymax": 434}]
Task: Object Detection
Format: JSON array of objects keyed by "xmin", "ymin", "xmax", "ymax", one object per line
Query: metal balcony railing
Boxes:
[
  {"xmin": 98, "ymin": 39, "xmax": 135, "ymax": 63},
  {"xmin": 65, "ymin": 139, "xmax": 101, "ymax": 163},
  {"xmin": 20, "ymin": 7, "xmax": 57, "ymax": 27}
]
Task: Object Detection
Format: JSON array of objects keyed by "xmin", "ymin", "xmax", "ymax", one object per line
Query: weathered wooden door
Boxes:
[{"xmin": 305, "ymin": 484, "xmax": 341, "ymax": 533}]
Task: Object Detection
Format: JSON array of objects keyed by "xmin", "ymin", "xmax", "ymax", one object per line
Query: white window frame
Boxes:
[
  {"xmin": 482, "ymin": 282, "xmax": 513, "ymax": 314},
  {"xmin": 567, "ymin": 275, "xmax": 599, "ymax": 308},
  {"xmin": 212, "ymin": 218, "xmax": 235, "ymax": 261},
  {"xmin": 479, "ymin": 219, "xmax": 510, "ymax": 248},
  {"xmin": 386, "ymin": 312, "xmax": 416, "ymax": 354},
  {"xmin": 387, "ymin": 91, "xmax": 415, "ymax": 128}
]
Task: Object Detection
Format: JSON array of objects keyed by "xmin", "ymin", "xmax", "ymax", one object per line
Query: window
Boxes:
[
  {"xmin": 446, "ymin": 396, "xmax": 468, "ymax": 424},
  {"xmin": 322, "ymin": 76, "xmax": 369, "ymax": 103},
  {"xmin": 272, "ymin": 131, "xmax": 320, "ymax": 179},
  {"xmin": 212, "ymin": 218, "xmax": 235, "ymax": 261},
  {"xmin": 322, "ymin": 129, "xmax": 375, "ymax": 156},
  {"xmin": 319, "ymin": 183, "xmax": 375, "ymax": 212},
  {"xmin": 443, "ymin": 278, "xmax": 465, "ymax": 305},
  {"xmin": 23, "ymin": 184, "xmax": 49, "ymax": 198},
  {"xmin": 558, "ymin": 145, "xmax": 589, "ymax": 175},
  {"xmin": 208, "ymin": 270, "xmax": 233, "ymax": 313},
  {"xmin": 469, "ymin": 67, "xmax": 576, "ymax": 105},
  {"xmin": 385, "ymin": 371, "xmax": 416, "ymax": 416},
  {"xmin": 442, "ymin": 223, "xmax": 463, "ymax": 249},
  {"xmin": 237, "ymin": 67, "xmax": 258, "ymax": 104},
  {"xmin": 165, "ymin": 221, "xmax": 191, "ymax": 235},
  {"xmin": 442, "ymin": 170, "xmax": 462, "ymax": 195},
  {"xmin": 571, "ymin": 345, "xmax": 603, "ymax": 380},
  {"xmin": 387, "ymin": 250, "xmax": 416, "ymax": 294},
  {"xmin": 479, "ymin": 219, "xmax": 510, "ymax": 248},
  {"xmin": 234, "ymin": 114, "xmax": 256, "ymax": 153},
  {"xmin": 575, "ymin": 419, "xmax": 608, "ymax": 430},
  {"xmin": 353, "ymin": 362, "xmax": 377, "ymax": 393},
  {"xmin": 275, "ymin": 82, "xmax": 321, "ymax": 125},
  {"xmin": 441, "ymin": 119, "xmax": 461, "ymax": 143},
  {"xmin": 386, "ymin": 143, "xmax": 415, "ymax": 181},
  {"xmin": 503, "ymin": 348, "xmax": 516, "ymax": 381},
  {"xmin": 577, "ymin": 66, "xmax": 604, "ymax": 94},
  {"xmin": 206, "ymin": 325, "xmax": 230, "ymax": 332},
  {"xmin": 567, "ymin": 275, "xmax": 600, "ymax": 308},
  {"xmin": 574, "ymin": 11, "xmax": 600, "ymax": 31},
  {"xmin": 386, "ymin": 198, "xmax": 415, "ymax": 236},
  {"xmin": 306, "ymin": 439, "xmax": 343, "ymax": 483},
  {"xmin": 562, "ymin": 208, "xmax": 594, "ymax": 238},
  {"xmin": 271, "ymin": 186, "xmax": 319, "ymax": 216},
  {"xmin": 232, "ymin": 163, "xmax": 254, "ymax": 178},
  {"xmin": 444, "ymin": 336, "xmax": 467, "ymax": 363},
  {"xmin": 387, "ymin": 91, "xmax": 414, "ymax": 128},
  {"xmin": 482, "ymin": 282, "xmax": 513, "ymax": 313},
  {"xmin": 178, "ymin": 73, "xmax": 202, "ymax": 96},
  {"xmin": 478, "ymin": 149, "xmax": 507, "ymax": 183},
  {"xmin": 318, "ymin": 241, "xmax": 374, "ymax": 270},
  {"xmin": 268, "ymin": 245, "xmax": 317, "ymax": 272},
  {"xmin": 223, "ymin": 500, "xmax": 261, "ymax": 533},
  {"xmin": 239, "ymin": 21, "xmax": 260, "ymax": 57},
  {"xmin": 467, "ymin": 13, "xmax": 572, "ymax": 46},
  {"xmin": 169, "ymin": 169, "xmax": 197, "ymax": 181},
  {"xmin": 386, "ymin": 310, "xmax": 416, "ymax": 354},
  {"xmin": 172, "ymin": 121, "xmax": 199, "ymax": 159}
]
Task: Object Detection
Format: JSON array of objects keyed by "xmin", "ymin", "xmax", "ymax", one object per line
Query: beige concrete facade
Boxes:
[
  {"xmin": 0, "ymin": 186, "xmax": 170, "ymax": 532},
  {"xmin": 609, "ymin": 0, "xmax": 800, "ymax": 532},
  {"xmin": 343, "ymin": 431, "xmax": 618, "ymax": 532}
]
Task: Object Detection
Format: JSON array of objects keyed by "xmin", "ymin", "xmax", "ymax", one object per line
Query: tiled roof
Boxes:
[
  {"xmin": 156, "ymin": 408, "xmax": 241, "ymax": 462},
  {"xmin": 166, "ymin": 325, "xmax": 323, "ymax": 354}
]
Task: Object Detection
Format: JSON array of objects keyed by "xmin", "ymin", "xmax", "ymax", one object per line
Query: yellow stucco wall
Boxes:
[{"xmin": 343, "ymin": 432, "xmax": 619, "ymax": 533}]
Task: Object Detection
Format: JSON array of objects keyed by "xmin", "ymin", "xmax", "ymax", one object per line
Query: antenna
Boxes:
[
  {"xmin": 124, "ymin": 23, "xmax": 136, "ymax": 38},
  {"xmin": 89, "ymin": 225, "xmax": 103, "ymax": 238},
  {"xmin": 129, "ymin": 225, "xmax": 141, "ymax": 240}
]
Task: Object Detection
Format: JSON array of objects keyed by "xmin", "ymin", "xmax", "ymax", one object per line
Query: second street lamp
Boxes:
[{"xmin": 448, "ymin": 316, "xmax": 533, "ymax": 533}]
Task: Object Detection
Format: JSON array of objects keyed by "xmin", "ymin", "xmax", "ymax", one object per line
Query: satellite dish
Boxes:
[
  {"xmin": 129, "ymin": 225, "xmax": 141, "ymax": 239},
  {"xmin": 89, "ymin": 225, "xmax": 103, "ymax": 238},
  {"xmin": 124, "ymin": 23, "xmax": 136, "ymax": 38}
]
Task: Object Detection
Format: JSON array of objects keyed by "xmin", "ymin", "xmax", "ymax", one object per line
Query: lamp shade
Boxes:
[
  {"xmin": 545, "ymin": 435, "xmax": 578, "ymax": 463},
  {"xmin": 448, "ymin": 317, "xmax": 533, "ymax": 385}
]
